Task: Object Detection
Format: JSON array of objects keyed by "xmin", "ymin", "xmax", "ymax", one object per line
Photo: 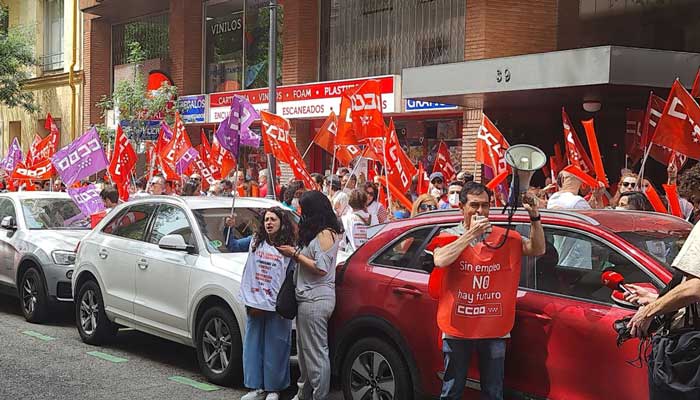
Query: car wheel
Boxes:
[
  {"xmin": 195, "ymin": 306, "xmax": 243, "ymax": 386},
  {"xmin": 75, "ymin": 280, "xmax": 117, "ymax": 345},
  {"xmin": 19, "ymin": 267, "xmax": 48, "ymax": 323},
  {"xmin": 341, "ymin": 337, "xmax": 413, "ymax": 400}
]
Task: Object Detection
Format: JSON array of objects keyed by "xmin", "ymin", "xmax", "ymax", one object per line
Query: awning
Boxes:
[{"xmin": 402, "ymin": 46, "xmax": 700, "ymax": 108}]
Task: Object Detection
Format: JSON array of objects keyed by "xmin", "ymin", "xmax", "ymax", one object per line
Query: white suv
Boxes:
[{"xmin": 72, "ymin": 196, "xmax": 294, "ymax": 385}]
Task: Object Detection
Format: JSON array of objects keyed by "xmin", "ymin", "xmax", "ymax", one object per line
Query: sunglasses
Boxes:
[
  {"xmin": 366, "ymin": 191, "xmax": 375, "ymax": 197},
  {"xmin": 621, "ymin": 182, "xmax": 636, "ymax": 188},
  {"xmin": 419, "ymin": 203, "xmax": 437, "ymax": 211},
  {"xmin": 432, "ymin": 179, "xmax": 443, "ymax": 184}
]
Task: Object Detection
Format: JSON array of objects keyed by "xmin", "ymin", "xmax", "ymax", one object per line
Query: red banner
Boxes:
[
  {"xmin": 313, "ymin": 112, "xmax": 337, "ymax": 154},
  {"xmin": 211, "ymin": 137, "xmax": 236, "ymax": 179},
  {"xmin": 625, "ymin": 110, "xmax": 645, "ymax": 164},
  {"xmin": 476, "ymin": 115, "xmax": 510, "ymax": 174},
  {"xmin": 432, "ymin": 141, "xmax": 457, "ymax": 182},
  {"xmin": 260, "ymin": 111, "xmax": 316, "ymax": 189},
  {"xmin": 562, "ymin": 108, "xmax": 595, "ymax": 175},
  {"xmin": 336, "ymin": 93, "xmax": 360, "ymax": 146},
  {"xmin": 350, "ymin": 80, "xmax": 385, "ymax": 140},
  {"xmin": 384, "ymin": 119, "xmax": 417, "ymax": 193},
  {"xmin": 581, "ymin": 119, "xmax": 609, "ymax": 187},
  {"xmin": 109, "ymin": 126, "xmax": 136, "ymax": 200},
  {"xmin": 691, "ymin": 67, "xmax": 700, "ymax": 98},
  {"xmin": 651, "ymin": 80, "xmax": 700, "ymax": 160},
  {"xmin": 12, "ymin": 158, "xmax": 54, "ymax": 180}
]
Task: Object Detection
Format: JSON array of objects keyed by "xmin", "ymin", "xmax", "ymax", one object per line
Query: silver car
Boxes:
[{"xmin": 0, "ymin": 192, "xmax": 90, "ymax": 322}]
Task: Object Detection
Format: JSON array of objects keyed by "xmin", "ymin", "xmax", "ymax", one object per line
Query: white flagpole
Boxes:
[
  {"xmin": 331, "ymin": 145, "xmax": 337, "ymax": 175},
  {"xmin": 638, "ymin": 144, "xmax": 654, "ymax": 190}
]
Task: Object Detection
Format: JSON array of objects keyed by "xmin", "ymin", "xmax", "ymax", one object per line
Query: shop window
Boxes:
[
  {"xmin": 205, "ymin": 0, "xmax": 245, "ymax": 93},
  {"xmin": 243, "ymin": 0, "xmax": 283, "ymax": 89}
]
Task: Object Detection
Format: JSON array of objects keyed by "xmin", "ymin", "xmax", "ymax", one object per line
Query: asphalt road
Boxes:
[{"xmin": 0, "ymin": 294, "xmax": 343, "ymax": 400}]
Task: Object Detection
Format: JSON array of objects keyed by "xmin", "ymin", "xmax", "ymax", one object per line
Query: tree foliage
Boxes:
[
  {"xmin": 96, "ymin": 42, "xmax": 180, "ymax": 147},
  {"xmin": 0, "ymin": 6, "xmax": 37, "ymax": 113}
]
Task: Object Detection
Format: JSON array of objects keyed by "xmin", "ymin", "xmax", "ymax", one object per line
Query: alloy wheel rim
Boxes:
[
  {"xmin": 201, "ymin": 317, "xmax": 232, "ymax": 374},
  {"xmin": 79, "ymin": 289, "xmax": 99, "ymax": 336},
  {"xmin": 22, "ymin": 274, "xmax": 37, "ymax": 316},
  {"xmin": 349, "ymin": 350, "xmax": 396, "ymax": 400}
]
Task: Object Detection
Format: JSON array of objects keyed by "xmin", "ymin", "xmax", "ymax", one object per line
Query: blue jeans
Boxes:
[
  {"xmin": 243, "ymin": 310, "xmax": 293, "ymax": 391},
  {"xmin": 440, "ymin": 338, "xmax": 506, "ymax": 400}
]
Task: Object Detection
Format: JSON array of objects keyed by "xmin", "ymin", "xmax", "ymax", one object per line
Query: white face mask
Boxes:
[
  {"xmin": 448, "ymin": 193, "xmax": 460, "ymax": 206},
  {"xmin": 292, "ymin": 198, "xmax": 300, "ymax": 209}
]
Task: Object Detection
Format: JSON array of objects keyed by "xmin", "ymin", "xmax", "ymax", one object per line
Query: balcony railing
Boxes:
[{"xmin": 39, "ymin": 52, "xmax": 64, "ymax": 72}]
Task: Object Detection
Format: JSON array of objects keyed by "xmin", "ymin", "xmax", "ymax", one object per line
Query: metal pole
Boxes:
[{"xmin": 265, "ymin": 0, "xmax": 278, "ymax": 199}]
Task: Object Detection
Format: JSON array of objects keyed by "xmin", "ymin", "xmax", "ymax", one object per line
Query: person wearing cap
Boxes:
[
  {"xmin": 456, "ymin": 171, "xmax": 474, "ymax": 184},
  {"xmin": 429, "ymin": 172, "xmax": 446, "ymax": 203}
]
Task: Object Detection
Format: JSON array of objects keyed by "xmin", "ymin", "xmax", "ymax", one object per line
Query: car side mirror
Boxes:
[
  {"xmin": 1, "ymin": 216, "xmax": 17, "ymax": 230},
  {"xmin": 158, "ymin": 234, "xmax": 196, "ymax": 254}
]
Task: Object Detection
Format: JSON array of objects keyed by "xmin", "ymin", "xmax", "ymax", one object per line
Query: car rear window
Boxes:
[{"xmin": 618, "ymin": 230, "xmax": 691, "ymax": 268}]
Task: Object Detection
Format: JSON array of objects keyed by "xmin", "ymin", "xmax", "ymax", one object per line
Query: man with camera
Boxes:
[{"xmin": 431, "ymin": 182, "xmax": 545, "ymax": 400}]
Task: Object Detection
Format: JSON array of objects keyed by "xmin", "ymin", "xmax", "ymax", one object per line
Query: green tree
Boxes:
[
  {"xmin": 0, "ymin": 6, "xmax": 37, "ymax": 113},
  {"xmin": 96, "ymin": 42, "xmax": 180, "ymax": 147}
]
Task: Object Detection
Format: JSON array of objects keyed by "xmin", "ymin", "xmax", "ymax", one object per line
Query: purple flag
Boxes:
[
  {"xmin": 51, "ymin": 127, "xmax": 109, "ymax": 186},
  {"xmin": 239, "ymin": 96, "xmax": 261, "ymax": 148},
  {"xmin": 176, "ymin": 147, "xmax": 200, "ymax": 174},
  {"xmin": 67, "ymin": 184, "xmax": 105, "ymax": 216},
  {"xmin": 161, "ymin": 121, "xmax": 174, "ymax": 141},
  {"xmin": 1, "ymin": 137, "xmax": 23, "ymax": 172},
  {"xmin": 215, "ymin": 99, "xmax": 241, "ymax": 156}
]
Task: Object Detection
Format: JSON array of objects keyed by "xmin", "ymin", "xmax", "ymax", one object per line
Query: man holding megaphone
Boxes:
[{"xmin": 431, "ymin": 179, "xmax": 545, "ymax": 400}]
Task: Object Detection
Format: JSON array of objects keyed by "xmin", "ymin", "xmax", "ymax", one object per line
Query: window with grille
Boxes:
[
  {"xmin": 42, "ymin": 0, "xmax": 64, "ymax": 72},
  {"xmin": 321, "ymin": 0, "xmax": 465, "ymax": 80},
  {"xmin": 112, "ymin": 13, "xmax": 169, "ymax": 66}
]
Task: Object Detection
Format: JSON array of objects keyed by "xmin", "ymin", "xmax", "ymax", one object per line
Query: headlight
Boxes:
[{"xmin": 52, "ymin": 250, "xmax": 77, "ymax": 265}]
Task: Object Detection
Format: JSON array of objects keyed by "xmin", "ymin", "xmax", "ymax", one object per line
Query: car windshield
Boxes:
[
  {"xmin": 618, "ymin": 229, "xmax": 691, "ymax": 268},
  {"xmin": 21, "ymin": 199, "xmax": 90, "ymax": 230},
  {"xmin": 192, "ymin": 207, "xmax": 298, "ymax": 254}
]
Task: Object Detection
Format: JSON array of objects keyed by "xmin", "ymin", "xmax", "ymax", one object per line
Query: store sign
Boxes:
[
  {"xmin": 210, "ymin": 18, "xmax": 242, "ymax": 35},
  {"xmin": 178, "ymin": 95, "xmax": 207, "ymax": 123},
  {"xmin": 119, "ymin": 120, "xmax": 161, "ymax": 142},
  {"xmin": 209, "ymin": 75, "xmax": 397, "ymax": 122},
  {"xmin": 405, "ymin": 99, "xmax": 458, "ymax": 112}
]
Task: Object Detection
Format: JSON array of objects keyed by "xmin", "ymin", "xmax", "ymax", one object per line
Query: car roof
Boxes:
[
  {"xmin": 395, "ymin": 208, "xmax": 692, "ymax": 233},
  {"xmin": 127, "ymin": 195, "xmax": 287, "ymax": 210},
  {"xmin": 0, "ymin": 191, "xmax": 71, "ymax": 200}
]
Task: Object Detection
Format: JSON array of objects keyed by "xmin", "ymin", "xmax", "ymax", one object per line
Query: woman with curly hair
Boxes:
[
  {"xmin": 277, "ymin": 190, "xmax": 343, "ymax": 400},
  {"xmin": 679, "ymin": 164, "xmax": 700, "ymax": 224},
  {"xmin": 238, "ymin": 207, "xmax": 297, "ymax": 400}
]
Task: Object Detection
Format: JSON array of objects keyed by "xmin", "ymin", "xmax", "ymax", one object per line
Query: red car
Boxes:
[{"xmin": 329, "ymin": 209, "xmax": 692, "ymax": 399}]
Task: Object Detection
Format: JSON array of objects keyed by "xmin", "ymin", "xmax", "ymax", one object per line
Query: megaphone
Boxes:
[{"xmin": 504, "ymin": 144, "xmax": 547, "ymax": 205}]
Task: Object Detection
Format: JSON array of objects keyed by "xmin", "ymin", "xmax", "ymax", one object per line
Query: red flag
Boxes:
[
  {"xmin": 562, "ymin": 108, "xmax": 595, "ymax": 175},
  {"xmin": 260, "ymin": 111, "xmax": 316, "ymax": 189},
  {"xmin": 432, "ymin": 141, "xmax": 457, "ymax": 182},
  {"xmin": 416, "ymin": 163, "xmax": 429, "ymax": 195},
  {"xmin": 199, "ymin": 129, "xmax": 220, "ymax": 180},
  {"xmin": 651, "ymin": 79, "xmax": 700, "ymax": 160},
  {"xmin": 313, "ymin": 112, "xmax": 337, "ymax": 154},
  {"xmin": 12, "ymin": 159, "xmax": 54, "ymax": 180},
  {"xmin": 109, "ymin": 126, "xmax": 136, "ymax": 200},
  {"xmin": 335, "ymin": 145, "xmax": 362, "ymax": 166},
  {"xmin": 27, "ymin": 134, "xmax": 41, "ymax": 164},
  {"xmin": 45, "ymin": 113, "xmax": 59, "ymax": 135},
  {"xmin": 211, "ymin": 136, "xmax": 236, "ymax": 179},
  {"xmin": 581, "ymin": 119, "xmax": 609, "ymax": 187},
  {"xmin": 691, "ymin": 67, "xmax": 700, "ymax": 98},
  {"xmin": 199, "ymin": 128, "xmax": 212, "ymax": 158},
  {"xmin": 336, "ymin": 93, "xmax": 360, "ymax": 146},
  {"xmin": 476, "ymin": 115, "xmax": 510, "ymax": 174},
  {"xmin": 625, "ymin": 110, "xmax": 645, "ymax": 164},
  {"xmin": 641, "ymin": 93, "xmax": 686, "ymax": 166},
  {"xmin": 349, "ymin": 80, "xmax": 385, "ymax": 140},
  {"xmin": 383, "ymin": 119, "xmax": 417, "ymax": 193}
]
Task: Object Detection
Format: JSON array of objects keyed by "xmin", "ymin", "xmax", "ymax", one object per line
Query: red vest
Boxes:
[{"xmin": 435, "ymin": 227, "xmax": 522, "ymax": 339}]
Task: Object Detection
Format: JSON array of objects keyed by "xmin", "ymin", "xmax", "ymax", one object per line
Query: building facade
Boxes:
[
  {"xmin": 79, "ymin": 0, "xmax": 700, "ymax": 183},
  {"xmin": 0, "ymin": 0, "xmax": 83, "ymax": 154}
]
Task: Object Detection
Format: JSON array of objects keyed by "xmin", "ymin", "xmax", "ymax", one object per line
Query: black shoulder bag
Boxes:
[
  {"xmin": 648, "ymin": 269, "xmax": 700, "ymax": 399},
  {"xmin": 276, "ymin": 258, "xmax": 298, "ymax": 320}
]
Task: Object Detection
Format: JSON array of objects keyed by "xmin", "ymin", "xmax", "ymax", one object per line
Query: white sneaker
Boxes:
[
  {"xmin": 264, "ymin": 393, "xmax": 279, "ymax": 400},
  {"xmin": 240, "ymin": 389, "xmax": 266, "ymax": 400}
]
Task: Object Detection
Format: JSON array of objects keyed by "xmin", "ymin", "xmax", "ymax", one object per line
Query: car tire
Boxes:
[
  {"xmin": 19, "ymin": 267, "xmax": 49, "ymax": 323},
  {"xmin": 341, "ymin": 337, "xmax": 413, "ymax": 400},
  {"xmin": 195, "ymin": 306, "xmax": 243, "ymax": 387},
  {"xmin": 75, "ymin": 280, "xmax": 117, "ymax": 345}
]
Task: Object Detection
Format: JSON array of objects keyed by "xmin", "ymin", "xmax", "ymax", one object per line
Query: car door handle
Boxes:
[
  {"xmin": 98, "ymin": 249, "xmax": 108, "ymax": 259},
  {"xmin": 392, "ymin": 287, "xmax": 423, "ymax": 297},
  {"xmin": 137, "ymin": 258, "xmax": 149, "ymax": 270},
  {"xmin": 516, "ymin": 310, "xmax": 552, "ymax": 322}
]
